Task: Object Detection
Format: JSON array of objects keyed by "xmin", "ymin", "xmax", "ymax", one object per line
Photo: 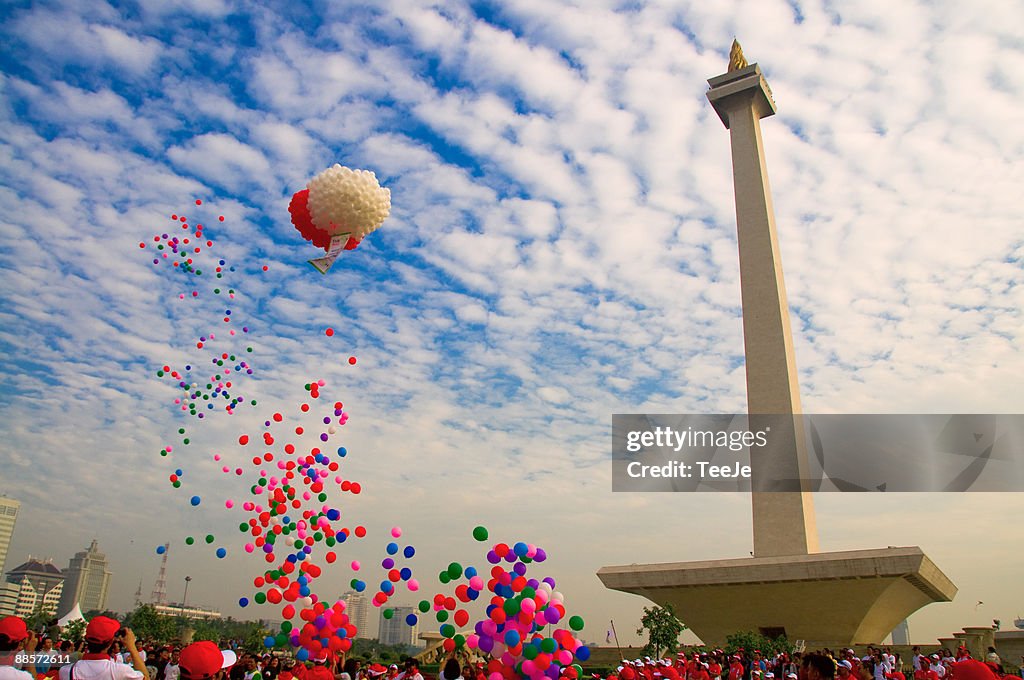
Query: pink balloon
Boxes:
[
  {"xmin": 469, "ymin": 575, "xmax": 484, "ymax": 590},
  {"xmin": 225, "ymin": 499, "xmax": 234, "ymax": 508},
  {"xmin": 245, "ymin": 543, "xmax": 255, "ymax": 553},
  {"xmin": 466, "ymin": 634, "xmax": 479, "ymax": 649},
  {"xmin": 408, "ymin": 579, "xmax": 419, "ymax": 592},
  {"xmin": 391, "ymin": 527, "xmax": 402, "ymax": 538},
  {"xmin": 351, "ymin": 561, "xmax": 361, "ymax": 571}
]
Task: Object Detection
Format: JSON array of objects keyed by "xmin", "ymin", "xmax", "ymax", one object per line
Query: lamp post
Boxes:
[{"xmin": 181, "ymin": 576, "xmax": 192, "ymax": 618}]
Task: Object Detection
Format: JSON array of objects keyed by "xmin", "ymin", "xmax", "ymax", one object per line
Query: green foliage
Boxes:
[
  {"xmin": 636, "ymin": 604, "xmax": 687, "ymax": 659},
  {"xmin": 124, "ymin": 605, "xmax": 181, "ymax": 642},
  {"xmin": 348, "ymin": 639, "xmax": 419, "ymax": 663},
  {"xmin": 24, "ymin": 606, "xmax": 53, "ymax": 632},
  {"xmin": 63, "ymin": 619, "xmax": 87, "ymax": 644},
  {"xmin": 724, "ymin": 631, "xmax": 793, "ymax": 657}
]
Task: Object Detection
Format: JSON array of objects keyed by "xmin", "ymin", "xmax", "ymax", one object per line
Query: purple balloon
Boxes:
[
  {"xmin": 478, "ymin": 635, "xmax": 494, "ymax": 653},
  {"xmin": 513, "ymin": 562, "xmax": 528, "ymax": 576},
  {"xmin": 545, "ymin": 608, "xmax": 561, "ymax": 624},
  {"xmin": 487, "ymin": 550, "xmax": 500, "ymax": 564},
  {"xmin": 382, "ymin": 557, "xmax": 395, "ymax": 569},
  {"xmin": 534, "ymin": 548, "xmax": 547, "ymax": 562},
  {"xmin": 543, "ymin": 577, "xmax": 556, "ymax": 588}
]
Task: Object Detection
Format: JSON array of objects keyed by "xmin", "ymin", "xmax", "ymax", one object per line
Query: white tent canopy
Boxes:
[{"xmin": 58, "ymin": 603, "xmax": 85, "ymax": 626}]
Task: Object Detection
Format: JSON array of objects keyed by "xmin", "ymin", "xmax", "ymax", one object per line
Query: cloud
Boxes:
[{"xmin": 0, "ymin": 0, "xmax": 1021, "ymax": 647}]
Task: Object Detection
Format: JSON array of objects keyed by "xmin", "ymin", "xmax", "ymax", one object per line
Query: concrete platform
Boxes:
[{"xmin": 597, "ymin": 546, "xmax": 957, "ymax": 647}]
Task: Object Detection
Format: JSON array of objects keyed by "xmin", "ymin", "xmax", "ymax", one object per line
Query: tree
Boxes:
[
  {"xmin": 63, "ymin": 619, "xmax": 87, "ymax": 644},
  {"xmin": 724, "ymin": 631, "xmax": 792, "ymax": 657},
  {"xmin": 636, "ymin": 604, "xmax": 687, "ymax": 658},
  {"xmin": 124, "ymin": 605, "xmax": 180, "ymax": 642}
]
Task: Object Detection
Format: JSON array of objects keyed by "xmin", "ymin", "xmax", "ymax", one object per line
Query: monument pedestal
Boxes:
[{"xmin": 598, "ymin": 547, "xmax": 957, "ymax": 647}]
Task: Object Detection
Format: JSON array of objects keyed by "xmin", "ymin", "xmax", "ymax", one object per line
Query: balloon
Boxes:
[
  {"xmin": 473, "ymin": 526, "xmax": 489, "ymax": 541},
  {"xmin": 305, "ymin": 165, "xmax": 391, "ymax": 240},
  {"xmin": 289, "ymin": 189, "xmax": 332, "ymax": 251}
]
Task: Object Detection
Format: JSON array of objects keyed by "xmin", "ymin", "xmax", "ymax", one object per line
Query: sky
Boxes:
[{"xmin": 1, "ymin": 0, "xmax": 1023, "ymax": 648}]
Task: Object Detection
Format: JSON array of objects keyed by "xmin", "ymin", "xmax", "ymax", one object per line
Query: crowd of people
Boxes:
[
  {"xmin": 602, "ymin": 647, "xmax": 1021, "ymax": 680},
  {"xmin": 3, "ymin": 614, "xmax": 1022, "ymax": 680}
]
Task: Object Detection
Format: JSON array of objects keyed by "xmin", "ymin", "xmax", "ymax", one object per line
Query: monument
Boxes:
[{"xmin": 597, "ymin": 41, "xmax": 957, "ymax": 646}]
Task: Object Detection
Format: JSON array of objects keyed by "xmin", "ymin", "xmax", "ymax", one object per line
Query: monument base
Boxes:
[{"xmin": 598, "ymin": 546, "xmax": 956, "ymax": 647}]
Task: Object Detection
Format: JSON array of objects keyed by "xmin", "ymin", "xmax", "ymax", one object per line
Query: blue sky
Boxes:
[{"xmin": 1, "ymin": 0, "xmax": 1022, "ymax": 645}]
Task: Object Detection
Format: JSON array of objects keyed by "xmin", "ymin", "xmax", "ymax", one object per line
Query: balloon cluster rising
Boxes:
[
  {"xmin": 144, "ymin": 199, "xmax": 590, "ymax": 677},
  {"xmin": 290, "ymin": 165, "xmax": 390, "ymax": 252},
  {"xmin": 143, "ymin": 205, "xmax": 258, "ymax": 421}
]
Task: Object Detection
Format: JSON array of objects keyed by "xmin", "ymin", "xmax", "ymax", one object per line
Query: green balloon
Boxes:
[
  {"xmin": 568, "ymin": 615, "xmax": 585, "ymax": 631},
  {"xmin": 454, "ymin": 634, "xmax": 465, "ymax": 648},
  {"xmin": 254, "ymin": 592, "xmax": 267, "ymax": 604},
  {"xmin": 185, "ymin": 537, "xmax": 195, "ymax": 545},
  {"xmin": 540, "ymin": 638, "xmax": 557, "ymax": 654},
  {"xmin": 439, "ymin": 572, "xmax": 451, "ymax": 585},
  {"xmin": 281, "ymin": 621, "xmax": 292, "ymax": 633},
  {"xmin": 205, "ymin": 534, "xmax": 215, "ymax": 544},
  {"xmin": 436, "ymin": 611, "xmax": 449, "ymax": 623},
  {"xmin": 418, "ymin": 600, "xmax": 430, "ymax": 613},
  {"xmin": 524, "ymin": 645, "xmax": 540, "ymax": 660},
  {"xmin": 383, "ymin": 609, "xmax": 394, "ymax": 620},
  {"xmin": 440, "ymin": 624, "xmax": 455, "ymax": 639},
  {"xmin": 472, "ymin": 526, "xmax": 489, "ymax": 541},
  {"xmin": 503, "ymin": 599, "xmax": 521, "ymax": 616},
  {"xmin": 447, "ymin": 562, "xmax": 463, "ymax": 579}
]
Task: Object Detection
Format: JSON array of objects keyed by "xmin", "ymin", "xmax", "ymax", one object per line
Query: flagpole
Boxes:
[{"xmin": 610, "ymin": 620, "xmax": 624, "ymax": 661}]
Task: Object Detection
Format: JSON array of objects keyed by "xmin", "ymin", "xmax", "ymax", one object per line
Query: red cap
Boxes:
[
  {"xmin": 621, "ymin": 669, "xmax": 637, "ymax": 680},
  {"xmin": 0, "ymin": 616, "xmax": 28, "ymax": 642},
  {"xmin": 950, "ymin": 661, "xmax": 997, "ymax": 680},
  {"xmin": 179, "ymin": 641, "xmax": 237, "ymax": 679},
  {"xmin": 563, "ymin": 669, "xmax": 579, "ymax": 680},
  {"xmin": 85, "ymin": 616, "xmax": 121, "ymax": 644}
]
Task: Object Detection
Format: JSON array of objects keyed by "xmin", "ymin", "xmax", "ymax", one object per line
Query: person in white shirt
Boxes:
[
  {"xmin": 58, "ymin": 616, "xmax": 149, "ymax": 680},
  {"xmin": 0, "ymin": 616, "xmax": 39, "ymax": 680},
  {"xmin": 165, "ymin": 649, "xmax": 182, "ymax": 680}
]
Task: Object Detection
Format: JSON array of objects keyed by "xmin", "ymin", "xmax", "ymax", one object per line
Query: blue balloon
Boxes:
[
  {"xmin": 175, "ymin": 469, "xmax": 183, "ymax": 476},
  {"xmin": 156, "ymin": 545, "xmax": 166, "ymax": 554},
  {"xmin": 296, "ymin": 649, "xmax": 309, "ymax": 662},
  {"xmin": 399, "ymin": 567, "xmax": 412, "ymax": 580},
  {"xmin": 354, "ymin": 580, "xmax": 366, "ymax": 592},
  {"xmin": 337, "ymin": 447, "xmax": 347, "ymax": 457},
  {"xmin": 264, "ymin": 636, "xmax": 276, "ymax": 648},
  {"xmin": 386, "ymin": 542, "xmax": 398, "ymax": 555},
  {"xmin": 403, "ymin": 545, "xmax": 416, "ymax": 558},
  {"xmin": 405, "ymin": 613, "xmax": 417, "ymax": 626},
  {"xmin": 190, "ymin": 496, "xmax": 201, "ymax": 506},
  {"xmin": 505, "ymin": 630, "xmax": 521, "ymax": 646},
  {"xmin": 465, "ymin": 566, "xmax": 477, "ymax": 578},
  {"xmin": 513, "ymin": 542, "xmax": 528, "ymax": 557},
  {"xmin": 216, "ymin": 547, "xmax": 227, "ymax": 558},
  {"xmin": 239, "ymin": 597, "xmax": 249, "ymax": 607}
]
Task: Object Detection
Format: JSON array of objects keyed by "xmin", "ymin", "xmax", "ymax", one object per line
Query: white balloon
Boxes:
[{"xmin": 306, "ymin": 164, "xmax": 391, "ymax": 239}]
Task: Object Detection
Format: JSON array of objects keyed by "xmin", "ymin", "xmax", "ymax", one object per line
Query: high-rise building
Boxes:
[
  {"xmin": 57, "ymin": 540, "xmax": 112, "ymax": 617},
  {"xmin": 378, "ymin": 606, "xmax": 417, "ymax": 647},
  {"xmin": 1, "ymin": 558, "xmax": 64, "ymax": 617},
  {"xmin": 342, "ymin": 590, "xmax": 369, "ymax": 639},
  {"xmin": 0, "ymin": 497, "xmax": 19, "ymax": 576}
]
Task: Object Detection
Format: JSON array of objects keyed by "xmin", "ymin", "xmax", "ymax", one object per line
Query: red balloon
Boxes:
[
  {"xmin": 289, "ymin": 189, "xmax": 332, "ymax": 251},
  {"xmin": 454, "ymin": 609, "xmax": 469, "ymax": 627}
]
